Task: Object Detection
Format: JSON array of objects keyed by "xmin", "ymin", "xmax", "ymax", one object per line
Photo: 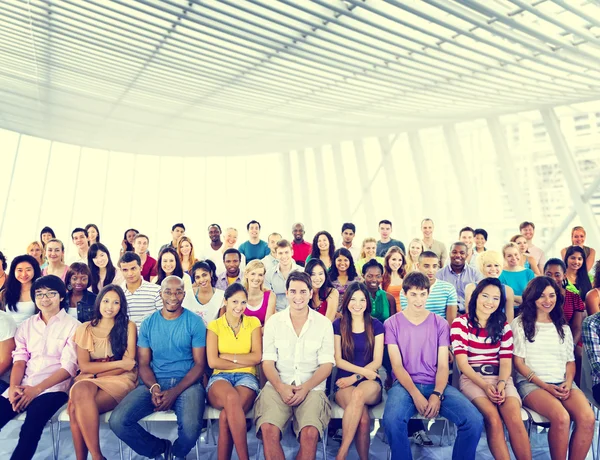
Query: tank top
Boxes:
[
  {"xmin": 245, "ymin": 291, "xmax": 270, "ymax": 325},
  {"xmin": 313, "ymin": 299, "xmax": 329, "ymax": 317},
  {"xmin": 385, "ymin": 284, "xmax": 402, "ymax": 308}
]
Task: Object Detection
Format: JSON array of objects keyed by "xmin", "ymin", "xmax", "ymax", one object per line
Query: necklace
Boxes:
[{"xmin": 226, "ymin": 315, "xmax": 242, "ymax": 335}]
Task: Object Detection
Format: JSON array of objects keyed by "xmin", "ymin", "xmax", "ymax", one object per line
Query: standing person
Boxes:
[
  {"xmin": 585, "ymin": 260, "xmax": 600, "ymax": 315},
  {"xmin": 291, "ymin": 223, "xmax": 312, "ymax": 268},
  {"xmin": 355, "ymin": 237, "xmax": 384, "ymax": 275},
  {"xmin": 420, "ymin": 218, "xmax": 447, "ymax": 267},
  {"xmin": 306, "ymin": 259, "xmax": 339, "ymax": 322},
  {"xmin": 151, "ymin": 247, "xmax": 192, "ymax": 290},
  {"xmin": 159, "ymin": 223, "xmax": 186, "ymax": 254},
  {"xmin": 0, "ymin": 252, "xmax": 7, "ymax": 292},
  {"xmin": 182, "ymin": 260, "xmax": 225, "ymax": 326},
  {"xmin": 239, "ymin": 220, "xmax": 270, "ymax": 263},
  {"xmin": 436, "ymin": 242, "xmax": 483, "ymax": 314},
  {"xmin": 459, "ymin": 227, "xmax": 476, "ymax": 266},
  {"xmin": 242, "ymin": 260, "xmax": 276, "ymax": 326},
  {"xmin": 519, "ymin": 221, "xmax": 545, "ymax": 273},
  {"xmin": 383, "ymin": 272, "xmax": 483, "ymax": 460},
  {"xmin": 333, "ymin": 282, "xmax": 384, "ymax": 460},
  {"xmin": 464, "ymin": 251, "xmax": 515, "ymax": 323},
  {"xmin": 71, "ymin": 228, "xmax": 90, "ymax": 264},
  {"xmin": 499, "ymin": 243, "xmax": 535, "ymax": 308},
  {"xmin": 329, "ymin": 248, "xmax": 360, "ymax": 301},
  {"xmin": 26, "ymin": 242, "xmax": 44, "ymax": 268},
  {"xmin": 85, "ymin": 224, "xmax": 100, "ymax": 246},
  {"xmin": 582, "ymin": 311, "xmax": 600, "ymax": 404},
  {"xmin": 265, "ymin": 240, "xmax": 303, "ymax": 313},
  {"xmin": 261, "ymin": 233, "xmax": 282, "ymax": 270},
  {"xmin": 222, "ymin": 228, "xmax": 247, "ymax": 269},
  {"xmin": 561, "ymin": 226, "xmax": 596, "ymax": 272},
  {"xmin": 204, "ymin": 224, "xmax": 225, "ymax": 274},
  {"xmin": 254, "ymin": 271, "xmax": 335, "ymax": 460},
  {"xmin": 376, "ymin": 220, "xmax": 405, "ymax": 257},
  {"xmin": 306, "ymin": 231, "xmax": 335, "ymax": 270},
  {"xmin": 0, "ymin": 275, "xmax": 80, "ymax": 460},
  {"xmin": 512, "ymin": 277, "xmax": 595, "ymax": 460},
  {"xmin": 132, "ymin": 234, "xmax": 157, "ymax": 282},
  {"xmin": 206, "ymin": 283, "xmax": 262, "ymax": 460},
  {"xmin": 88, "ymin": 243, "xmax": 125, "ymax": 294},
  {"xmin": 382, "ymin": 247, "xmax": 406, "ymax": 307},
  {"xmin": 39, "ymin": 226, "xmax": 56, "ymax": 251},
  {"xmin": 0, "ymin": 255, "xmax": 41, "ymax": 327},
  {"xmin": 177, "ymin": 236, "xmax": 198, "ymax": 274},
  {"xmin": 405, "ymin": 238, "xmax": 424, "ymax": 273},
  {"xmin": 510, "ymin": 235, "xmax": 541, "ymax": 276},
  {"xmin": 473, "ymin": 228, "xmax": 488, "ymax": 260},
  {"xmin": 339, "ymin": 223, "xmax": 360, "ymax": 262},
  {"xmin": 118, "ymin": 252, "xmax": 162, "ymax": 328},
  {"xmin": 42, "ymin": 238, "xmax": 69, "ymax": 281},
  {"xmin": 68, "ymin": 285, "xmax": 138, "ymax": 460},
  {"xmin": 216, "ymin": 249, "xmax": 244, "ymax": 291},
  {"xmin": 65, "ymin": 263, "xmax": 97, "ymax": 322},
  {"xmin": 452, "ymin": 278, "xmax": 531, "ymax": 460},
  {"xmin": 109, "ymin": 276, "xmax": 207, "ymax": 460},
  {"xmin": 563, "ymin": 245, "xmax": 592, "ymax": 302},
  {"xmin": 119, "ymin": 229, "xmax": 138, "ymax": 256}
]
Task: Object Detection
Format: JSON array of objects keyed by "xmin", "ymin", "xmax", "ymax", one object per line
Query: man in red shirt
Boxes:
[{"xmin": 291, "ymin": 222, "xmax": 311, "ymax": 267}]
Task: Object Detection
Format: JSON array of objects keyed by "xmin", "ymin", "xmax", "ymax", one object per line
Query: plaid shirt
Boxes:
[{"xmin": 582, "ymin": 313, "xmax": 600, "ymax": 386}]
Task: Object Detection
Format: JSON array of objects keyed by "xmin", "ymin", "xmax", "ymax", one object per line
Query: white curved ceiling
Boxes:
[{"xmin": 1, "ymin": 0, "xmax": 599, "ymax": 156}]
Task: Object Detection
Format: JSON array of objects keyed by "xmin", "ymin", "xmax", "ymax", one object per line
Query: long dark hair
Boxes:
[
  {"xmin": 466, "ymin": 278, "xmax": 506, "ymax": 343},
  {"xmin": 310, "ymin": 231, "xmax": 335, "ymax": 262},
  {"xmin": 3, "ymin": 255, "xmax": 41, "ymax": 312},
  {"xmin": 190, "ymin": 260, "xmax": 218, "ymax": 288},
  {"xmin": 156, "ymin": 247, "xmax": 184, "ymax": 284},
  {"xmin": 122, "ymin": 228, "xmax": 139, "ymax": 252},
  {"xmin": 329, "ymin": 248, "xmax": 358, "ymax": 282},
  {"xmin": 88, "ymin": 243, "xmax": 117, "ymax": 294},
  {"xmin": 563, "ymin": 245, "xmax": 592, "ymax": 301},
  {"xmin": 90, "ymin": 284, "xmax": 129, "ymax": 360},
  {"xmin": 85, "ymin": 223, "xmax": 100, "ymax": 243},
  {"xmin": 305, "ymin": 258, "xmax": 335, "ymax": 305},
  {"xmin": 520, "ymin": 276, "xmax": 566, "ymax": 343},
  {"xmin": 339, "ymin": 282, "xmax": 374, "ymax": 362}
]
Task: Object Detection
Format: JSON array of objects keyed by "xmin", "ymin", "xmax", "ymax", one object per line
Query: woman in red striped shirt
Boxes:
[{"xmin": 451, "ymin": 278, "xmax": 531, "ymax": 460}]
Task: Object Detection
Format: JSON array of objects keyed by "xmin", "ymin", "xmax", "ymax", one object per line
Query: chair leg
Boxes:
[
  {"xmin": 322, "ymin": 429, "xmax": 328, "ymax": 460},
  {"xmin": 255, "ymin": 438, "xmax": 262, "ymax": 460},
  {"xmin": 49, "ymin": 420, "xmax": 56, "ymax": 460},
  {"xmin": 55, "ymin": 420, "xmax": 62, "ymax": 460},
  {"xmin": 118, "ymin": 439, "xmax": 124, "ymax": 460},
  {"xmin": 195, "ymin": 438, "xmax": 200, "ymax": 460},
  {"xmin": 210, "ymin": 419, "xmax": 217, "ymax": 445}
]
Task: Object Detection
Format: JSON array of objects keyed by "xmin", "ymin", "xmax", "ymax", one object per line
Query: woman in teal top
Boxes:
[{"xmin": 498, "ymin": 243, "xmax": 535, "ymax": 307}]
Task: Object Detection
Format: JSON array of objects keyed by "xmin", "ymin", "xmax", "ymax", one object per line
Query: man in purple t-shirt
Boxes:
[{"xmin": 383, "ymin": 272, "xmax": 483, "ymax": 460}]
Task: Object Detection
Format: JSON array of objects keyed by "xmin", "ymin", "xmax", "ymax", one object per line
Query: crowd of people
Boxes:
[{"xmin": 0, "ymin": 218, "xmax": 598, "ymax": 460}]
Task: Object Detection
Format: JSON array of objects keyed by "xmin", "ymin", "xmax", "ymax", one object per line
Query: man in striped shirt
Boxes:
[
  {"xmin": 119, "ymin": 252, "xmax": 162, "ymax": 328},
  {"xmin": 400, "ymin": 251, "xmax": 458, "ymax": 325},
  {"xmin": 582, "ymin": 312, "xmax": 600, "ymax": 404}
]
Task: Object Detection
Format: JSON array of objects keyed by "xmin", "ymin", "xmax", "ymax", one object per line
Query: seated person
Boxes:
[
  {"xmin": 206, "ymin": 283, "xmax": 262, "ymax": 460},
  {"xmin": 0, "ymin": 275, "xmax": 79, "ymax": 460},
  {"xmin": 451, "ymin": 278, "xmax": 530, "ymax": 460},
  {"xmin": 499, "ymin": 243, "xmax": 535, "ymax": 307},
  {"xmin": 333, "ymin": 282, "xmax": 384, "ymax": 460},
  {"xmin": 65, "ymin": 263, "xmax": 97, "ymax": 322},
  {"xmin": 254, "ymin": 271, "xmax": 334, "ymax": 460},
  {"xmin": 583, "ymin": 312, "xmax": 600, "ymax": 404},
  {"xmin": 109, "ymin": 276, "xmax": 206, "ymax": 460},
  {"xmin": 383, "ymin": 272, "xmax": 483, "ymax": 460},
  {"xmin": 0, "ymin": 310, "xmax": 16, "ymax": 395}
]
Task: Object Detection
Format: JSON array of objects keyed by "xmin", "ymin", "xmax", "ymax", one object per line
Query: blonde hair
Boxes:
[
  {"xmin": 360, "ymin": 237, "xmax": 377, "ymax": 259},
  {"xmin": 27, "ymin": 241, "xmax": 44, "ymax": 265},
  {"xmin": 177, "ymin": 236, "xmax": 197, "ymax": 267},
  {"xmin": 243, "ymin": 260, "xmax": 267, "ymax": 291},
  {"xmin": 502, "ymin": 242, "xmax": 520, "ymax": 258},
  {"xmin": 477, "ymin": 250, "xmax": 504, "ymax": 275},
  {"xmin": 405, "ymin": 238, "xmax": 424, "ymax": 273}
]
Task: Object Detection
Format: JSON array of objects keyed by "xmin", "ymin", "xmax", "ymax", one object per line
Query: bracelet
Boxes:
[
  {"xmin": 149, "ymin": 383, "xmax": 161, "ymax": 394},
  {"xmin": 526, "ymin": 371, "xmax": 535, "ymax": 382},
  {"xmin": 497, "ymin": 379, "xmax": 506, "ymax": 386}
]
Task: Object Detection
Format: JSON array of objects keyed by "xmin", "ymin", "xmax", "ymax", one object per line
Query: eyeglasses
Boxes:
[{"xmin": 35, "ymin": 291, "xmax": 59, "ymax": 300}]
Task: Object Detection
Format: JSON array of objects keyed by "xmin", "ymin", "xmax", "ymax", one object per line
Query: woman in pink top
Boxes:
[
  {"xmin": 242, "ymin": 260, "xmax": 275, "ymax": 325},
  {"xmin": 42, "ymin": 238, "xmax": 69, "ymax": 282},
  {"xmin": 0, "ymin": 275, "xmax": 79, "ymax": 460}
]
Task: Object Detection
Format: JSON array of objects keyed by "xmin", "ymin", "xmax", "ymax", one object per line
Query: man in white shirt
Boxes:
[
  {"xmin": 203, "ymin": 224, "xmax": 225, "ymax": 274},
  {"xmin": 254, "ymin": 271, "xmax": 334, "ymax": 460},
  {"xmin": 70, "ymin": 227, "xmax": 89, "ymax": 264}
]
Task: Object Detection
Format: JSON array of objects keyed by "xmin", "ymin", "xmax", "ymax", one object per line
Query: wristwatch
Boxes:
[
  {"xmin": 355, "ymin": 374, "xmax": 361, "ymax": 381},
  {"xmin": 432, "ymin": 390, "xmax": 445, "ymax": 401}
]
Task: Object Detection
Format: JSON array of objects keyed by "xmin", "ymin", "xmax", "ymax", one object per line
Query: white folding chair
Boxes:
[{"xmin": 581, "ymin": 351, "xmax": 600, "ymax": 460}]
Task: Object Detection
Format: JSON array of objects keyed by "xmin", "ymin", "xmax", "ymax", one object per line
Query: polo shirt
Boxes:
[
  {"xmin": 291, "ymin": 241, "xmax": 312, "ymax": 265},
  {"xmin": 207, "ymin": 314, "xmax": 261, "ymax": 375},
  {"xmin": 265, "ymin": 262, "xmax": 303, "ymax": 312},
  {"xmin": 121, "ymin": 279, "xmax": 163, "ymax": 328},
  {"xmin": 215, "ymin": 271, "xmax": 243, "ymax": 291},
  {"xmin": 436, "ymin": 264, "xmax": 482, "ymax": 313},
  {"xmin": 262, "ymin": 307, "xmax": 335, "ymax": 391}
]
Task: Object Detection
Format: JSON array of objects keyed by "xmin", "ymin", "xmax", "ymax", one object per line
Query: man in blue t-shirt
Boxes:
[
  {"xmin": 110, "ymin": 276, "xmax": 207, "ymax": 460},
  {"xmin": 238, "ymin": 220, "xmax": 270, "ymax": 262}
]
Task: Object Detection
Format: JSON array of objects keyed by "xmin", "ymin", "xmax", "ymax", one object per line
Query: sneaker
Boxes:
[
  {"xmin": 331, "ymin": 428, "xmax": 343, "ymax": 442},
  {"xmin": 413, "ymin": 430, "xmax": 434, "ymax": 447}
]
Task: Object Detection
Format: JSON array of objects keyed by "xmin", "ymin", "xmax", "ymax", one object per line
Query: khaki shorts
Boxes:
[{"xmin": 253, "ymin": 384, "xmax": 331, "ymax": 440}]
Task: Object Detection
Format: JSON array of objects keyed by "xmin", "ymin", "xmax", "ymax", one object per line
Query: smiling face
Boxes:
[
  {"xmin": 161, "ymin": 253, "xmax": 177, "ymax": 275},
  {"xmin": 514, "ymin": 236, "xmax": 528, "ymax": 254},
  {"xmin": 133, "ymin": 236, "xmax": 148, "ymax": 255},
  {"xmin": 405, "ymin": 287, "xmax": 428, "ymax": 312},
  {"xmin": 364, "ymin": 266, "xmax": 383, "ymax": 292},
  {"xmin": 364, "ymin": 242, "xmax": 376, "ymax": 259},
  {"xmin": 41, "ymin": 232, "xmax": 54, "ymax": 244},
  {"xmin": 72, "ymin": 231, "xmax": 88, "ymax": 250},
  {"xmin": 160, "ymin": 279, "xmax": 185, "ymax": 313},
  {"xmin": 335, "ymin": 255, "xmax": 350, "ymax": 273},
  {"xmin": 409, "ymin": 241, "xmax": 423, "ymax": 259},
  {"xmin": 225, "ymin": 229, "xmax": 238, "ymax": 247},
  {"xmin": 572, "ymin": 229, "xmax": 586, "ymax": 246},
  {"xmin": 504, "ymin": 247, "xmax": 521, "ymax": 267},
  {"xmin": 99, "ymin": 290, "xmax": 121, "ymax": 319},
  {"xmin": 421, "ymin": 220, "xmax": 433, "ymax": 238},
  {"xmin": 15, "ymin": 262, "xmax": 35, "ymax": 285},
  {"xmin": 474, "ymin": 234, "xmax": 486, "ymax": 250},
  {"xmin": 317, "ymin": 235, "xmax": 329, "ymax": 252},
  {"xmin": 292, "ymin": 224, "xmax": 305, "ymax": 243},
  {"xmin": 459, "ymin": 231, "xmax": 474, "ymax": 249},
  {"xmin": 193, "ymin": 268, "xmax": 212, "ymax": 288},
  {"xmin": 347, "ymin": 289, "xmax": 367, "ymax": 317},
  {"xmin": 34, "ymin": 287, "xmax": 63, "ymax": 316},
  {"xmin": 475, "ymin": 285, "xmax": 501, "ymax": 320},
  {"xmin": 70, "ymin": 272, "xmax": 89, "ymax": 293},
  {"xmin": 276, "ymin": 246, "xmax": 293, "ymax": 266},
  {"xmin": 535, "ymin": 285, "xmax": 557, "ymax": 315},
  {"xmin": 28, "ymin": 244, "xmax": 42, "ymax": 261},
  {"xmin": 87, "ymin": 226, "xmax": 98, "ymax": 243},
  {"xmin": 225, "ymin": 291, "xmax": 247, "ymax": 319},
  {"xmin": 310, "ymin": 265, "xmax": 326, "ymax": 289},
  {"xmin": 450, "ymin": 244, "xmax": 467, "ymax": 268},
  {"xmin": 179, "ymin": 240, "xmax": 192, "ymax": 257},
  {"xmin": 388, "ymin": 252, "xmax": 404, "ymax": 272},
  {"xmin": 267, "ymin": 234, "xmax": 282, "ymax": 252},
  {"xmin": 245, "ymin": 267, "xmax": 265, "ymax": 290},
  {"xmin": 482, "ymin": 261, "xmax": 502, "ymax": 278},
  {"xmin": 208, "ymin": 226, "xmax": 221, "ymax": 243},
  {"xmin": 520, "ymin": 225, "xmax": 534, "ymax": 241},
  {"xmin": 286, "ymin": 280, "xmax": 312, "ymax": 312},
  {"xmin": 566, "ymin": 252, "xmax": 584, "ymax": 272},
  {"xmin": 93, "ymin": 250, "xmax": 109, "ymax": 269},
  {"xmin": 45, "ymin": 241, "xmax": 64, "ymax": 264},
  {"xmin": 248, "ymin": 223, "xmax": 260, "ymax": 239},
  {"xmin": 224, "ymin": 253, "xmax": 241, "ymax": 276},
  {"xmin": 545, "ymin": 264, "xmax": 565, "ymax": 286}
]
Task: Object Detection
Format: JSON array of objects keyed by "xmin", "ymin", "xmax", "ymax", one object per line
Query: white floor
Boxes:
[{"xmin": 0, "ymin": 418, "xmax": 596, "ymax": 459}]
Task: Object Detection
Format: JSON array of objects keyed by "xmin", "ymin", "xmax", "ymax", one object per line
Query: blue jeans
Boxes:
[
  {"xmin": 383, "ymin": 382, "xmax": 483, "ymax": 460},
  {"xmin": 109, "ymin": 378, "xmax": 205, "ymax": 458}
]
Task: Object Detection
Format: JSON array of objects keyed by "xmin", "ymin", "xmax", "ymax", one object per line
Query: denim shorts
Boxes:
[
  {"xmin": 206, "ymin": 372, "xmax": 260, "ymax": 394},
  {"xmin": 517, "ymin": 379, "xmax": 579, "ymax": 401}
]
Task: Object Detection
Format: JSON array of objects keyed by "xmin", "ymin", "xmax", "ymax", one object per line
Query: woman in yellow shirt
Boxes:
[{"xmin": 206, "ymin": 283, "xmax": 262, "ymax": 460}]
